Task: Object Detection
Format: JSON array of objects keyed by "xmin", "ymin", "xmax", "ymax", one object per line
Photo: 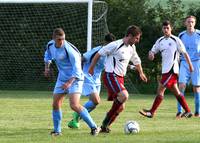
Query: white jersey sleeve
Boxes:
[
  {"xmin": 130, "ymin": 45, "xmax": 141, "ymax": 65},
  {"xmin": 176, "ymin": 37, "xmax": 186, "ymax": 54},
  {"xmin": 151, "ymin": 37, "xmax": 164, "ymax": 54}
]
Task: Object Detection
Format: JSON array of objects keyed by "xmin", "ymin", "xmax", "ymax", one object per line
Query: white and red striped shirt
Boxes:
[
  {"xmin": 98, "ymin": 39, "xmax": 141, "ymax": 76},
  {"xmin": 151, "ymin": 35, "xmax": 186, "ymax": 74}
]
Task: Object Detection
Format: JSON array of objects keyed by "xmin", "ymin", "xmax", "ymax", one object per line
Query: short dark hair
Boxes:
[
  {"xmin": 104, "ymin": 33, "xmax": 116, "ymax": 42},
  {"xmin": 125, "ymin": 25, "xmax": 142, "ymax": 37},
  {"xmin": 162, "ymin": 20, "xmax": 172, "ymax": 27},
  {"xmin": 53, "ymin": 28, "xmax": 65, "ymax": 39}
]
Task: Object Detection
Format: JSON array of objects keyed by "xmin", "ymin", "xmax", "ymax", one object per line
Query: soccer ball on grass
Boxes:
[{"xmin": 124, "ymin": 120, "xmax": 140, "ymax": 134}]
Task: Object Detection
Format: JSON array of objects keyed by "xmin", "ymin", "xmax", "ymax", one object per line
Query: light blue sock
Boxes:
[
  {"xmin": 79, "ymin": 108, "xmax": 97, "ymax": 129},
  {"xmin": 84, "ymin": 100, "xmax": 96, "ymax": 113},
  {"xmin": 177, "ymin": 92, "xmax": 184, "ymax": 113},
  {"xmin": 194, "ymin": 92, "xmax": 200, "ymax": 114},
  {"xmin": 52, "ymin": 110, "xmax": 62, "ymax": 133}
]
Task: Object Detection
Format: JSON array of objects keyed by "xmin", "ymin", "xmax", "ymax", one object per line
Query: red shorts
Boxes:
[
  {"xmin": 103, "ymin": 72, "xmax": 126, "ymax": 101},
  {"xmin": 160, "ymin": 72, "xmax": 178, "ymax": 88}
]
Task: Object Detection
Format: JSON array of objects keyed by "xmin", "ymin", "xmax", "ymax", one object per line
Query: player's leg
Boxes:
[
  {"xmin": 68, "ymin": 84, "xmax": 100, "ymax": 128},
  {"xmin": 139, "ymin": 83, "xmax": 165, "ymax": 118},
  {"xmin": 100, "ymin": 72, "xmax": 127, "ymax": 132},
  {"xmin": 101, "ymin": 90, "xmax": 128, "ymax": 133},
  {"xmin": 177, "ymin": 61, "xmax": 190, "ymax": 117},
  {"xmin": 51, "ymin": 93, "xmax": 65, "ymax": 136},
  {"xmin": 84, "ymin": 85, "xmax": 101, "ymax": 113},
  {"xmin": 191, "ymin": 60, "xmax": 200, "ymax": 117},
  {"xmin": 169, "ymin": 83, "xmax": 192, "ymax": 118},
  {"xmin": 194, "ymin": 86, "xmax": 200, "ymax": 117},
  {"xmin": 177, "ymin": 83, "xmax": 186, "ymax": 117},
  {"xmin": 68, "ymin": 79, "xmax": 99, "ymax": 135}
]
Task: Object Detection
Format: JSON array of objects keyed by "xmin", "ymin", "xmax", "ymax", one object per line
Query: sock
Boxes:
[
  {"xmin": 84, "ymin": 100, "xmax": 96, "ymax": 113},
  {"xmin": 194, "ymin": 92, "xmax": 200, "ymax": 114},
  {"xmin": 72, "ymin": 112, "xmax": 79, "ymax": 122},
  {"xmin": 108, "ymin": 105, "xmax": 124, "ymax": 127},
  {"xmin": 150, "ymin": 95, "xmax": 164, "ymax": 114},
  {"xmin": 102, "ymin": 98, "xmax": 123, "ymax": 128},
  {"xmin": 177, "ymin": 91, "xmax": 184, "ymax": 113},
  {"xmin": 176, "ymin": 93, "xmax": 191, "ymax": 112},
  {"xmin": 52, "ymin": 110, "xmax": 62, "ymax": 133},
  {"xmin": 79, "ymin": 108, "xmax": 97, "ymax": 129}
]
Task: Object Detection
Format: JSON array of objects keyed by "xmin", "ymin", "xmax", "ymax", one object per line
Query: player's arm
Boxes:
[
  {"xmin": 135, "ymin": 64, "xmax": 147, "ymax": 82},
  {"xmin": 130, "ymin": 47, "xmax": 147, "ymax": 82},
  {"xmin": 183, "ymin": 52, "xmax": 194, "ymax": 72},
  {"xmin": 148, "ymin": 39, "xmax": 160, "ymax": 61},
  {"xmin": 88, "ymin": 52, "xmax": 101, "ymax": 75},
  {"xmin": 44, "ymin": 46, "xmax": 52, "ymax": 77},
  {"xmin": 177, "ymin": 38, "xmax": 194, "ymax": 72}
]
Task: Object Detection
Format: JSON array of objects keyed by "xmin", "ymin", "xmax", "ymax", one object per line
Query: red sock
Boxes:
[
  {"xmin": 107, "ymin": 98, "xmax": 123, "ymax": 118},
  {"xmin": 150, "ymin": 95, "xmax": 164, "ymax": 114},
  {"xmin": 176, "ymin": 94, "xmax": 191, "ymax": 112},
  {"xmin": 108, "ymin": 105, "xmax": 124, "ymax": 127},
  {"xmin": 102, "ymin": 98, "xmax": 123, "ymax": 127}
]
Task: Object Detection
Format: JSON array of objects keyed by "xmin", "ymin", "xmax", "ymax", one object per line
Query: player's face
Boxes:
[
  {"xmin": 55, "ymin": 35, "xmax": 65, "ymax": 48},
  {"xmin": 129, "ymin": 34, "xmax": 141, "ymax": 45},
  {"xmin": 185, "ymin": 17, "xmax": 196, "ymax": 31},
  {"xmin": 162, "ymin": 25, "xmax": 172, "ymax": 37}
]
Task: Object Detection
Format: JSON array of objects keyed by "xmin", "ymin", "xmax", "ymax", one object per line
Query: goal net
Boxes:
[{"xmin": 0, "ymin": 0, "xmax": 109, "ymax": 90}]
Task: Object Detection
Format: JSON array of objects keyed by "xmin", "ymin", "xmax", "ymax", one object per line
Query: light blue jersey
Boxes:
[
  {"xmin": 178, "ymin": 30, "xmax": 200, "ymax": 86},
  {"xmin": 179, "ymin": 29, "xmax": 200, "ymax": 61},
  {"xmin": 82, "ymin": 46, "xmax": 106, "ymax": 96},
  {"xmin": 44, "ymin": 40, "xmax": 84, "ymax": 94}
]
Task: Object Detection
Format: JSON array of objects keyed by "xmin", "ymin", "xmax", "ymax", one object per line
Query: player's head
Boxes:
[
  {"xmin": 53, "ymin": 28, "xmax": 65, "ymax": 48},
  {"xmin": 184, "ymin": 15, "xmax": 196, "ymax": 31},
  {"xmin": 162, "ymin": 20, "xmax": 172, "ymax": 37},
  {"xmin": 125, "ymin": 25, "xmax": 142, "ymax": 45},
  {"xmin": 104, "ymin": 33, "xmax": 116, "ymax": 44}
]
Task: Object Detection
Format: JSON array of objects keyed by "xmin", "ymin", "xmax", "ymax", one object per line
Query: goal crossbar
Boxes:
[{"xmin": 0, "ymin": 0, "xmax": 93, "ymax": 51}]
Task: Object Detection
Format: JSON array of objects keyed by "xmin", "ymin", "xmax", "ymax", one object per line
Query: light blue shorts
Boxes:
[
  {"xmin": 53, "ymin": 79, "xmax": 83, "ymax": 94},
  {"xmin": 82, "ymin": 83, "xmax": 101, "ymax": 96},
  {"xmin": 179, "ymin": 60, "xmax": 200, "ymax": 86}
]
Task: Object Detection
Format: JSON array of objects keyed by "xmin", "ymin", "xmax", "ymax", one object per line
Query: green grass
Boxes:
[{"xmin": 0, "ymin": 90, "xmax": 200, "ymax": 143}]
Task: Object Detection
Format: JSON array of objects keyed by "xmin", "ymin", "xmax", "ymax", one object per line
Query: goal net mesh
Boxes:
[{"xmin": 0, "ymin": 1, "xmax": 109, "ymax": 90}]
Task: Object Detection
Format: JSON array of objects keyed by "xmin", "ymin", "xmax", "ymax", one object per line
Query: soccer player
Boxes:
[
  {"xmin": 176, "ymin": 15, "xmax": 200, "ymax": 118},
  {"xmin": 67, "ymin": 33, "xmax": 116, "ymax": 128},
  {"xmin": 139, "ymin": 20, "xmax": 194, "ymax": 118},
  {"xmin": 44, "ymin": 28, "xmax": 99, "ymax": 136},
  {"xmin": 89, "ymin": 25, "xmax": 147, "ymax": 133}
]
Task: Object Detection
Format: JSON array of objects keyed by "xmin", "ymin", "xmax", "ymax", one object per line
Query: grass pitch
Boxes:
[{"xmin": 0, "ymin": 90, "xmax": 200, "ymax": 143}]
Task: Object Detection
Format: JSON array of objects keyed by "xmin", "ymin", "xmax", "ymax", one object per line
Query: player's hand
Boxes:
[
  {"xmin": 148, "ymin": 51, "xmax": 154, "ymax": 61},
  {"xmin": 44, "ymin": 68, "xmax": 50, "ymax": 77},
  {"xmin": 62, "ymin": 82, "xmax": 72, "ymax": 90},
  {"xmin": 189, "ymin": 65, "xmax": 194, "ymax": 73},
  {"xmin": 88, "ymin": 67, "xmax": 94, "ymax": 76},
  {"xmin": 139, "ymin": 73, "xmax": 148, "ymax": 82},
  {"xmin": 62, "ymin": 78, "xmax": 75, "ymax": 90}
]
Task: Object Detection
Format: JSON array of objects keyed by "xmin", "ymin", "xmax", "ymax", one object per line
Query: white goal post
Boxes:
[{"xmin": 0, "ymin": 0, "xmax": 93, "ymax": 51}]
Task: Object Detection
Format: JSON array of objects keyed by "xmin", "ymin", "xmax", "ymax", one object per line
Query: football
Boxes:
[{"xmin": 124, "ymin": 120, "xmax": 140, "ymax": 134}]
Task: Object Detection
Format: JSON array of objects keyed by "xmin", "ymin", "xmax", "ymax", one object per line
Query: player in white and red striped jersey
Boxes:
[
  {"xmin": 139, "ymin": 20, "xmax": 194, "ymax": 118},
  {"xmin": 89, "ymin": 25, "xmax": 147, "ymax": 133}
]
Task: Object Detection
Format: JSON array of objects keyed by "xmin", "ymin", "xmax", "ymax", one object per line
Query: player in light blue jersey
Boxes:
[
  {"xmin": 177, "ymin": 16, "xmax": 200, "ymax": 118},
  {"xmin": 67, "ymin": 33, "xmax": 116, "ymax": 128},
  {"xmin": 44, "ymin": 28, "xmax": 100, "ymax": 136}
]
